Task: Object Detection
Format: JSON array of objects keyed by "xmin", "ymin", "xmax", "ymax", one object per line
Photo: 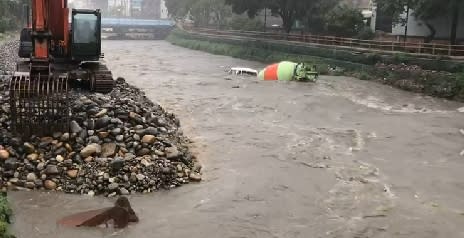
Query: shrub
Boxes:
[
  {"xmin": 0, "ymin": 192, "xmax": 14, "ymax": 238},
  {"xmin": 356, "ymin": 27, "xmax": 375, "ymax": 40},
  {"xmin": 229, "ymin": 16, "xmax": 264, "ymax": 31}
]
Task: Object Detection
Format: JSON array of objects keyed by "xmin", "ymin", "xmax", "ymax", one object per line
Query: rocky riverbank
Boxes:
[{"xmin": 0, "ymin": 41, "xmax": 201, "ymax": 196}]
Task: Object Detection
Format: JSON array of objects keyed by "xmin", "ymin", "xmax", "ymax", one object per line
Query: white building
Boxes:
[{"xmin": 391, "ymin": 9, "xmax": 464, "ymax": 41}]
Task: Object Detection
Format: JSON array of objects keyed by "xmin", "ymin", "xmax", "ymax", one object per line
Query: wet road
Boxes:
[{"xmin": 10, "ymin": 41, "xmax": 464, "ymax": 238}]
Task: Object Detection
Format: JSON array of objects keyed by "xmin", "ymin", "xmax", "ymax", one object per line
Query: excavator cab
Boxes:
[{"xmin": 71, "ymin": 9, "xmax": 101, "ymax": 61}]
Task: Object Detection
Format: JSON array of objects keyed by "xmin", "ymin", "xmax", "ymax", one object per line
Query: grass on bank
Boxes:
[
  {"xmin": 0, "ymin": 193, "xmax": 14, "ymax": 238},
  {"xmin": 167, "ymin": 29, "xmax": 464, "ymax": 101}
]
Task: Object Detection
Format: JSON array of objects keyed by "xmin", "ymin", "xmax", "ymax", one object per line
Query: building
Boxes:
[
  {"xmin": 391, "ymin": 9, "xmax": 464, "ymax": 42},
  {"xmin": 105, "ymin": 0, "xmax": 167, "ymax": 19}
]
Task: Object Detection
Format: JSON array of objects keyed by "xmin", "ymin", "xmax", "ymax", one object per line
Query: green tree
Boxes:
[
  {"xmin": 165, "ymin": 0, "xmax": 232, "ymax": 28},
  {"xmin": 413, "ymin": 0, "xmax": 463, "ymax": 44},
  {"xmin": 224, "ymin": 0, "xmax": 266, "ymax": 18},
  {"xmin": 326, "ymin": 5, "xmax": 364, "ymax": 37},
  {"xmin": 226, "ymin": 0, "xmax": 318, "ymax": 33},
  {"xmin": 165, "ymin": 0, "xmax": 195, "ymax": 18},
  {"xmin": 303, "ymin": 0, "xmax": 340, "ymax": 34},
  {"xmin": 0, "ymin": 0, "xmax": 29, "ymax": 32}
]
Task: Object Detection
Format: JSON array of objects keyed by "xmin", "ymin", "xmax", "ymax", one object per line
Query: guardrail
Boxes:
[{"xmin": 193, "ymin": 28, "xmax": 464, "ymax": 57}]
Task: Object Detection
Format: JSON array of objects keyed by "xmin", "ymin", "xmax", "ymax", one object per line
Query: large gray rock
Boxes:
[
  {"xmin": 26, "ymin": 173, "xmax": 37, "ymax": 182},
  {"xmin": 101, "ymin": 143, "xmax": 117, "ymax": 157},
  {"xmin": 70, "ymin": 120, "xmax": 83, "ymax": 133}
]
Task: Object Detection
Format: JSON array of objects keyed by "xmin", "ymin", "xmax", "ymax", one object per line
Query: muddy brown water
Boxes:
[{"xmin": 9, "ymin": 41, "xmax": 464, "ymax": 238}]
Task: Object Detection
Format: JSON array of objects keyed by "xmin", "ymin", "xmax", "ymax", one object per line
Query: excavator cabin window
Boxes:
[
  {"xmin": 73, "ymin": 14, "xmax": 98, "ymax": 44},
  {"xmin": 71, "ymin": 9, "xmax": 101, "ymax": 61}
]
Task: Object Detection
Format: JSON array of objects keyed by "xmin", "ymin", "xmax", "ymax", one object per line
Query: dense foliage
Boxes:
[{"xmin": 0, "ymin": 0, "xmax": 28, "ymax": 33}]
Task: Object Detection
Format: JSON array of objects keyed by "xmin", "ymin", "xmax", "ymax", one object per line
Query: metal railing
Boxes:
[{"xmin": 192, "ymin": 28, "xmax": 464, "ymax": 57}]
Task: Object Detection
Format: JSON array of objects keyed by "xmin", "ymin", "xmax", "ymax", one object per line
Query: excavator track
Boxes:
[{"xmin": 89, "ymin": 64, "xmax": 115, "ymax": 94}]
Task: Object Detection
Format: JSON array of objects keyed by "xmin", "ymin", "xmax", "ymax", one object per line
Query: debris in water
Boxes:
[{"xmin": 57, "ymin": 196, "xmax": 138, "ymax": 229}]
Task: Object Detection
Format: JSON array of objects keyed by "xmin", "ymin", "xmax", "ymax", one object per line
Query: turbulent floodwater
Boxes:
[{"xmin": 9, "ymin": 41, "xmax": 464, "ymax": 238}]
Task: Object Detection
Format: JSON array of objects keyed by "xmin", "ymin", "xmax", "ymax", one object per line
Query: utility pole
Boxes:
[
  {"xmin": 264, "ymin": 7, "xmax": 267, "ymax": 32},
  {"xmin": 404, "ymin": 0, "xmax": 410, "ymax": 43}
]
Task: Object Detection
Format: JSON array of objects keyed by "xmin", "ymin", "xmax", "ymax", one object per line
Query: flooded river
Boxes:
[{"xmin": 10, "ymin": 41, "xmax": 464, "ymax": 238}]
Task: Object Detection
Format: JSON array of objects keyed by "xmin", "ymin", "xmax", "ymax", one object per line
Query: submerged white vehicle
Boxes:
[{"xmin": 228, "ymin": 67, "xmax": 259, "ymax": 76}]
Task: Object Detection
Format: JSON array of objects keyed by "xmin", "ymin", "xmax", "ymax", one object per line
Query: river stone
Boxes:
[
  {"xmin": 95, "ymin": 109, "xmax": 108, "ymax": 117},
  {"xmin": 79, "ymin": 130, "xmax": 88, "ymax": 140},
  {"xmin": 98, "ymin": 132, "xmax": 109, "ymax": 139},
  {"xmin": 120, "ymin": 187, "xmax": 130, "ymax": 195},
  {"xmin": 193, "ymin": 163, "xmax": 202, "ymax": 172},
  {"xmin": 189, "ymin": 173, "xmax": 202, "ymax": 182},
  {"xmin": 56, "ymin": 155, "xmax": 64, "ymax": 163},
  {"xmin": 80, "ymin": 143, "xmax": 101, "ymax": 158},
  {"xmin": 129, "ymin": 112, "xmax": 143, "ymax": 124},
  {"xmin": 95, "ymin": 117, "xmax": 110, "ymax": 129},
  {"xmin": 110, "ymin": 158, "xmax": 124, "ymax": 171},
  {"xmin": 101, "ymin": 143, "xmax": 117, "ymax": 157},
  {"xmin": 25, "ymin": 182, "xmax": 35, "ymax": 189},
  {"xmin": 144, "ymin": 127, "xmax": 158, "ymax": 136},
  {"xmin": 133, "ymin": 134, "xmax": 140, "ymax": 141},
  {"xmin": 108, "ymin": 183, "xmax": 119, "ymax": 191},
  {"xmin": 4, "ymin": 158, "xmax": 18, "ymax": 170},
  {"xmin": 116, "ymin": 135, "xmax": 124, "ymax": 142},
  {"xmin": 45, "ymin": 165, "xmax": 59, "ymax": 175},
  {"xmin": 27, "ymin": 153, "xmax": 38, "ymax": 161},
  {"xmin": 53, "ymin": 132, "xmax": 63, "ymax": 139},
  {"xmin": 111, "ymin": 128, "xmax": 122, "ymax": 136},
  {"xmin": 67, "ymin": 170, "xmax": 78, "ymax": 178},
  {"xmin": 141, "ymin": 135, "xmax": 156, "ymax": 144},
  {"xmin": 37, "ymin": 162, "xmax": 45, "ymax": 171},
  {"xmin": 70, "ymin": 120, "xmax": 82, "ymax": 133},
  {"xmin": 165, "ymin": 146, "xmax": 180, "ymax": 160},
  {"xmin": 23, "ymin": 142, "xmax": 35, "ymax": 154},
  {"xmin": 26, "ymin": 173, "xmax": 37, "ymax": 182},
  {"xmin": 154, "ymin": 150, "xmax": 165, "ymax": 157},
  {"xmin": 88, "ymin": 136, "xmax": 100, "ymax": 143},
  {"xmin": 0, "ymin": 149, "xmax": 9, "ymax": 160},
  {"xmin": 136, "ymin": 174, "xmax": 145, "ymax": 181},
  {"xmin": 60, "ymin": 133, "xmax": 70, "ymax": 142},
  {"xmin": 141, "ymin": 159, "xmax": 152, "ymax": 167},
  {"xmin": 44, "ymin": 180, "xmax": 57, "ymax": 190},
  {"xmin": 136, "ymin": 148, "xmax": 150, "ymax": 156}
]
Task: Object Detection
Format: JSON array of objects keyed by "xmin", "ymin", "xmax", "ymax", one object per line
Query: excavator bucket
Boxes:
[{"xmin": 9, "ymin": 73, "xmax": 70, "ymax": 137}]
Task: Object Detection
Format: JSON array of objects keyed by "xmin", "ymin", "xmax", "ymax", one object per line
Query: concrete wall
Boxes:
[{"xmin": 392, "ymin": 9, "xmax": 464, "ymax": 41}]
